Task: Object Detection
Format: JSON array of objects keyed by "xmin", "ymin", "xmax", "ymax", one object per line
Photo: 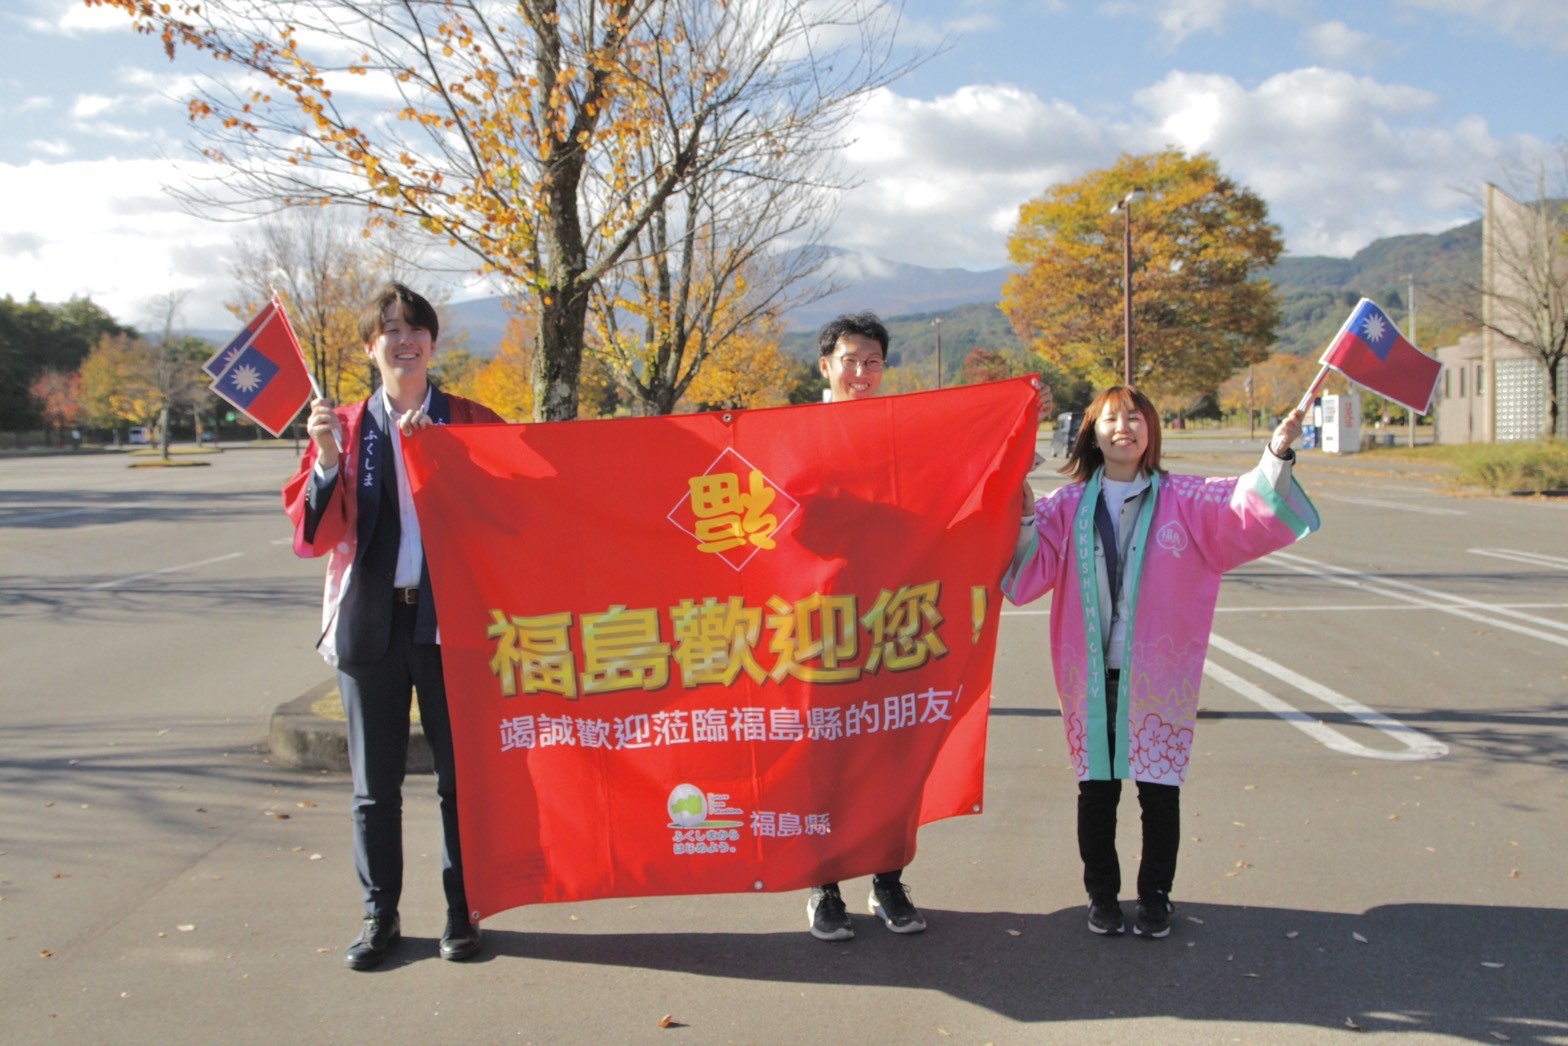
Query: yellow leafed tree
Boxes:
[
  {"xmin": 89, "ymin": 0, "xmax": 913, "ymax": 422},
  {"xmin": 1003, "ymin": 149, "xmax": 1283, "ymax": 402},
  {"xmin": 1217, "ymin": 354, "xmax": 1322, "ymax": 421},
  {"xmin": 473, "ymin": 320, "xmax": 537, "ymax": 423},
  {"xmin": 79, "ymin": 334, "xmax": 163, "ymax": 431},
  {"xmin": 682, "ymin": 316, "xmax": 795, "ymax": 411}
]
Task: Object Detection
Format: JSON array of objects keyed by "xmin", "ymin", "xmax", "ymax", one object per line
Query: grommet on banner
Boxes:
[
  {"xmin": 753, "ymin": 880, "xmax": 765, "ymax": 891},
  {"xmin": 722, "ymin": 412, "xmax": 734, "ymax": 424}
]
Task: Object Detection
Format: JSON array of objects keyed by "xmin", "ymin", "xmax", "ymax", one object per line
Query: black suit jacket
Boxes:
[{"xmin": 304, "ymin": 388, "xmax": 455, "ymax": 663}]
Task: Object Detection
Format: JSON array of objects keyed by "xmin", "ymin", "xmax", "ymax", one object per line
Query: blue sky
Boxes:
[{"xmin": 1, "ymin": 0, "xmax": 1564, "ymax": 330}]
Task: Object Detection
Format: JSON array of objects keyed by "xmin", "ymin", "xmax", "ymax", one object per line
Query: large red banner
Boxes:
[{"xmin": 403, "ymin": 378, "xmax": 1038, "ymax": 919}]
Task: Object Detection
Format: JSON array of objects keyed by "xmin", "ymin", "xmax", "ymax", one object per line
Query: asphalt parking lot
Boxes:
[{"xmin": 2, "ymin": 437, "xmax": 1564, "ymax": 1043}]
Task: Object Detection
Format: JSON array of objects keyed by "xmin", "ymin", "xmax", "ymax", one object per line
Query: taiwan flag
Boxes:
[
  {"xmin": 208, "ymin": 297, "xmax": 312, "ymax": 436},
  {"xmin": 1320, "ymin": 298, "xmax": 1443, "ymax": 414}
]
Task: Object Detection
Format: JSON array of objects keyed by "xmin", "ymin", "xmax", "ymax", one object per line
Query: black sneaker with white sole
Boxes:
[
  {"xmin": 808, "ymin": 883, "xmax": 854, "ymax": 941},
  {"xmin": 868, "ymin": 879, "xmax": 927, "ymax": 934},
  {"xmin": 1087, "ymin": 898, "xmax": 1125, "ymax": 936},
  {"xmin": 1133, "ymin": 893, "xmax": 1174, "ymax": 938}
]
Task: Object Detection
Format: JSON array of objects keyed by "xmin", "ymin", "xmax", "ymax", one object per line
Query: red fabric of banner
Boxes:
[{"xmin": 403, "ymin": 378, "xmax": 1038, "ymax": 919}]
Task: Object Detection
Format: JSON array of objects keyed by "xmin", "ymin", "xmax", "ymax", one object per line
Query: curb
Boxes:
[{"xmin": 268, "ymin": 679, "xmax": 433, "ymax": 773}]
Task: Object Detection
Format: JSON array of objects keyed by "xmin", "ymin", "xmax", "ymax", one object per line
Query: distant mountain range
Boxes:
[
  {"xmin": 433, "ymin": 249, "xmax": 1021, "ymax": 359},
  {"xmin": 193, "ymin": 220, "xmax": 1483, "ymax": 364}
]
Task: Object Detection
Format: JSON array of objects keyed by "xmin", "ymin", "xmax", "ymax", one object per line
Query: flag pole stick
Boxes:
[{"xmin": 1294, "ymin": 363, "xmax": 1332, "ymax": 416}]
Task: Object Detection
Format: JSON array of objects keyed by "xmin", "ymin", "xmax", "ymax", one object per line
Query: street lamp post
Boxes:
[
  {"xmin": 1406, "ymin": 273, "xmax": 1417, "ymax": 448},
  {"xmin": 932, "ymin": 316, "xmax": 943, "ymax": 390},
  {"xmin": 1110, "ymin": 188, "xmax": 1146, "ymax": 386}
]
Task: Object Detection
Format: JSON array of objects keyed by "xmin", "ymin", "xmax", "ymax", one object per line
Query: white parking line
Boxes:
[
  {"xmin": 81, "ymin": 552, "xmax": 246, "ymax": 591},
  {"xmin": 1469, "ymin": 547, "xmax": 1568, "ymax": 570},
  {"xmin": 1205, "ymin": 633, "xmax": 1449, "ymax": 761},
  {"xmin": 1320, "ymin": 495, "xmax": 1466, "ymax": 516},
  {"xmin": 3, "ymin": 507, "xmax": 99, "ymax": 526},
  {"xmin": 1271, "ymin": 550, "xmax": 1568, "ymax": 648}
]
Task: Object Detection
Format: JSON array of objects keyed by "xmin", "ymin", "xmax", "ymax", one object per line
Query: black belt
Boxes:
[{"xmin": 393, "ymin": 587, "xmax": 420, "ymax": 605}]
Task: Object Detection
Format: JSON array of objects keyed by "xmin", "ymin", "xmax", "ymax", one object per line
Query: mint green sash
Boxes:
[{"xmin": 1073, "ymin": 468, "xmax": 1159, "ymax": 779}]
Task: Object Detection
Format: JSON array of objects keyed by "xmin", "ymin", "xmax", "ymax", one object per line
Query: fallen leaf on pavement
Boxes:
[{"xmin": 1352, "ymin": 932, "xmax": 1368, "ymax": 943}]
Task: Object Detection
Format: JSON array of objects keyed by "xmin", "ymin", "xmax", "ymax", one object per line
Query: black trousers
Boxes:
[
  {"xmin": 338, "ymin": 601, "xmax": 466, "ymax": 919},
  {"xmin": 1076, "ymin": 670, "xmax": 1180, "ymax": 903},
  {"xmin": 1077, "ymin": 778, "xmax": 1180, "ymax": 903}
]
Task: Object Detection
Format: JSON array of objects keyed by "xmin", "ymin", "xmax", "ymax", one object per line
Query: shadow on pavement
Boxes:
[{"xmin": 479, "ymin": 902, "xmax": 1565, "ymax": 1040}]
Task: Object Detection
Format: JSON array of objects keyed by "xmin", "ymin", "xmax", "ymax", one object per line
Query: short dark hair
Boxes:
[
  {"xmin": 817, "ymin": 311, "xmax": 889, "ymax": 358},
  {"xmin": 359, "ymin": 282, "xmax": 440, "ymax": 345}
]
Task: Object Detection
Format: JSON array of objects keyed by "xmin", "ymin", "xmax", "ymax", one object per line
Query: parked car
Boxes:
[{"xmin": 128, "ymin": 427, "xmax": 150, "ymax": 444}]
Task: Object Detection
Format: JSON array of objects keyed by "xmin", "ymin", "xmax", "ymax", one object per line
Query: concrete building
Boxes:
[
  {"xmin": 1434, "ymin": 331, "xmax": 1563, "ymax": 444},
  {"xmin": 1433, "ymin": 183, "xmax": 1566, "ymax": 444}
]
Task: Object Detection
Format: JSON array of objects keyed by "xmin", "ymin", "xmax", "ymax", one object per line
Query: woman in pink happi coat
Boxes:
[{"xmin": 1003, "ymin": 386, "xmax": 1319, "ymax": 940}]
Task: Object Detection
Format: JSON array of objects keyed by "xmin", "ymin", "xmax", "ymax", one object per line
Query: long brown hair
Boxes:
[{"xmin": 1061, "ymin": 385, "xmax": 1163, "ymax": 482}]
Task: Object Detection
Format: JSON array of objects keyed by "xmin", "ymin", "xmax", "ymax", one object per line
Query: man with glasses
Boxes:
[
  {"xmin": 803, "ymin": 311, "xmax": 925, "ymax": 940},
  {"xmin": 816, "ymin": 311, "xmax": 888, "ymax": 402}
]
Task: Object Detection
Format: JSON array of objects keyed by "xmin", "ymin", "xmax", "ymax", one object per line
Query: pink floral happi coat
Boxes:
[{"xmin": 1002, "ymin": 463, "xmax": 1318, "ymax": 784}]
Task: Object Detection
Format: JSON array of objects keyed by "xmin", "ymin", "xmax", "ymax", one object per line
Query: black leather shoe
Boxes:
[
  {"xmin": 345, "ymin": 913, "xmax": 400, "ymax": 970},
  {"xmin": 439, "ymin": 911, "xmax": 482, "ymax": 962}
]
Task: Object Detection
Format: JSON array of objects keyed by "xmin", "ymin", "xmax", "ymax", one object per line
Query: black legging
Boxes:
[{"xmin": 1077, "ymin": 777, "xmax": 1179, "ymax": 903}]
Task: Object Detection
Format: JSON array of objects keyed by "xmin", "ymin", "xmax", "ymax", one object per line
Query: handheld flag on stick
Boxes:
[
  {"xmin": 207, "ymin": 296, "xmax": 313, "ymax": 436},
  {"xmin": 1297, "ymin": 298, "xmax": 1443, "ymax": 416}
]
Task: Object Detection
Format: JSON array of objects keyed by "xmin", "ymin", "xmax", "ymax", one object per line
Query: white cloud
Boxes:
[
  {"xmin": 1103, "ymin": 0, "xmax": 1307, "ymax": 46},
  {"xmin": 832, "ymin": 65, "xmax": 1557, "ymax": 270},
  {"xmin": 19, "ymin": 0, "xmax": 133, "ymax": 35},
  {"xmin": 1301, "ymin": 20, "xmax": 1379, "ymax": 65},
  {"xmin": 1134, "ymin": 66, "xmax": 1552, "ymax": 254},
  {"xmin": 0, "ymin": 157, "xmax": 247, "ymax": 329},
  {"xmin": 834, "ymin": 84, "xmax": 1123, "ymax": 268},
  {"xmin": 1402, "ymin": 0, "xmax": 1568, "ymax": 52},
  {"xmin": 71, "ymin": 93, "xmax": 122, "ymax": 119},
  {"xmin": 28, "ymin": 139, "xmax": 72, "ymax": 158}
]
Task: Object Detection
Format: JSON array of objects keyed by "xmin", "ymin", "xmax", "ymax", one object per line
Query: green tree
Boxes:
[
  {"xmin": 89, "ymin": 0, "xmax": 911, "ymax": 422},
  {"xmin": 1002, "ymin": 149, "xmax": 1284, "ymax": 403},
  {"xmin": 0, "ymin": 295, "xmax": 131, "ymax": 431}
]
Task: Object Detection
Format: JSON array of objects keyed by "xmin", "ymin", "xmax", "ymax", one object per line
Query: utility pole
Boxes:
[
  {"xmin": 1407, "ymin": 273, "xmax": 1417, "ymax": 448},
  {"xmin": 1111, "ymin": 188, "xmax": 1146, "ymax": 385},
  {"xmin": 1247, "ymin": 364, "xmax": 1255, "ymax": 439},
  {"xmin": 932, "ymin": 317, "xmax": 943, "ymax": 390}
]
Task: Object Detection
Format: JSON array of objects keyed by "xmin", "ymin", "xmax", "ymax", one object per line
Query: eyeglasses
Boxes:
[{"xmin": 828, "ymin": 355, "xmax": 884, "ymax": 373}]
